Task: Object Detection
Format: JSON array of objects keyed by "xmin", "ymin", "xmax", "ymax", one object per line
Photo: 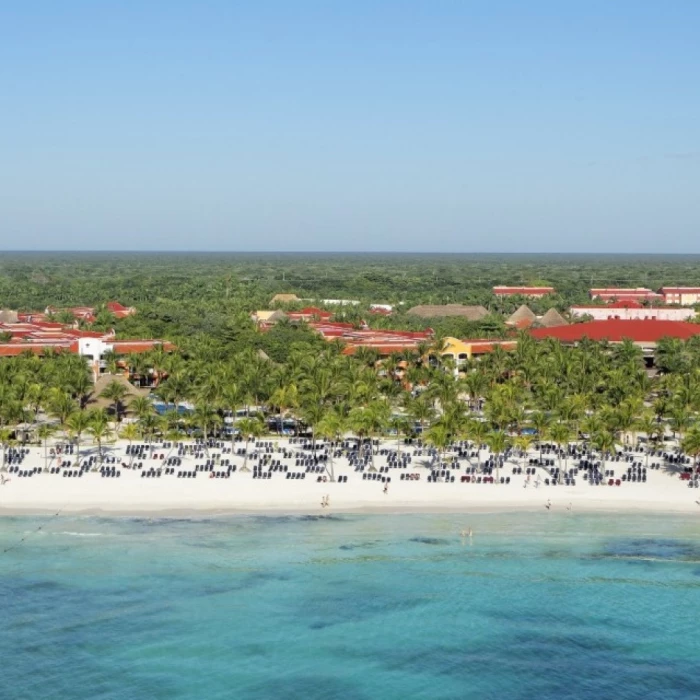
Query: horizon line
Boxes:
[{"xmin": 2, "ymin": 250, "xmax": 700, "ymax": 256}]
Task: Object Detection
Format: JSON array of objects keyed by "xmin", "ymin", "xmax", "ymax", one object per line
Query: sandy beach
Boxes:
[{"xmin": 2, "ymin": 437, "xmax": 698, "ymax": 516}]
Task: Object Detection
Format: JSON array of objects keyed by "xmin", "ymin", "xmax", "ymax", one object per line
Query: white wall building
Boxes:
[
  {"xmin": 660, "ymin": 288, "xmax": 700, "ymax": 306},
  {"xmin": 570, "ymin": 306, "xmax": 696, "ymax": 321}
]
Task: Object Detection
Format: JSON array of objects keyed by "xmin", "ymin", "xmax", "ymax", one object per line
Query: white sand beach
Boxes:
[{"xmin": 2, "ymin": 437, "xmax": 699, "ymax": 516}]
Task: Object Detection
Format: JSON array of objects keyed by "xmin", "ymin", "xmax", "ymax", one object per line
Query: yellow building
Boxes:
[
  {"xmin": 438, "ymin": 336, "xmax": 517, "ymax": 364},
  {"xmin": 439, "ymin": 337, "xmax": 474, "ymax": 364}
]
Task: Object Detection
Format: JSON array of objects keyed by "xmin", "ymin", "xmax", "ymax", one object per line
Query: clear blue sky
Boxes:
[{"xmin": 1, "ymin": 1, "xmax": 698, "ymax": 252}]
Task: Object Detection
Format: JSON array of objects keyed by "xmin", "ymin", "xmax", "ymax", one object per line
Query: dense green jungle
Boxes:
[{"xmin": 2, "ymin": 252, "xmax": 700, "ymax": 355}]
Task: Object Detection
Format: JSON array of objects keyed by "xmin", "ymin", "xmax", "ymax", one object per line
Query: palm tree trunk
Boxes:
[
  {"xmin": 558, "ymin": 452, "xmax": 563, "ymax": 484},
  {"xmin": 241, "ymin": 438, "xmax": 250, "ymax": 472}
]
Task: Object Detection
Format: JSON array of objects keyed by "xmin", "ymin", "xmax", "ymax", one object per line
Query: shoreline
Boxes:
[{"xmin": 2, "ymin": 499, "xmax": 698, "ymax": 518}]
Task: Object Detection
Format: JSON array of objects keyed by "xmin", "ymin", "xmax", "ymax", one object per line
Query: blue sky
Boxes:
[{"xmin": 1, "ymin": 1, "xmax": 698, "ymax": 252}]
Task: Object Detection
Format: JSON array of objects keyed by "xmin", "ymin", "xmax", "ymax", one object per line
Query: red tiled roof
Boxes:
[
  {"xmin": 530, "ymin": 319, "xmax": 700, "ymax": 343},
  {"xmin": 661, "ymin": 287, "xmax": 700, "ymax": 293},
  {"xmin": 0, "ymin": 344, "xmax": 68, "ymax": 357},
  {"xmin": 468, "ymin": 341, "xmax": 518, "ymax": 354}
]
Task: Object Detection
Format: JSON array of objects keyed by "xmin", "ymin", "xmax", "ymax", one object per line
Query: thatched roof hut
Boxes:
[
  {"xmin": 507, "ymin": 304, "xmax": 537, "ymax": 327},
  {"xmin": 270, "ymin": 293, "xmax": 300, "ymax": 304},
  {"xmin": 88, "ymin": 374, "xmax": 149, "ymax": 410},
  {"xmin": 537, "ymin": 308, "xmax": 569, "ymax": 328}
]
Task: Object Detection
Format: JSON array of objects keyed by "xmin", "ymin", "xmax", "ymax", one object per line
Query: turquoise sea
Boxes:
[{"xmin": 2, "ymin": 512, "xmax": 700, "ymax": 699}]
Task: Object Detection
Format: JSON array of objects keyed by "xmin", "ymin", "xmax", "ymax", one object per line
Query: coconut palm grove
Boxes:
[{"xmin": 2, "ymin": 252, "xmax": 700, "ymax": 467}]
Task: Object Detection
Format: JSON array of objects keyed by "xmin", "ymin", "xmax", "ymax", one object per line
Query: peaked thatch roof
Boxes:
[
  {"xmin": 538, "ymin": 308, "xmax": 569, "ymax": 328},
  {"xmin": 507, "ymin": 304, "xmax": 537, "ymax": 327},
  {"xmin": 254, "ymin": 310, "xmax": 287, "ymax": 323},
  {"xmin": 271, "ymin": 293, "xmax": 300, "ymax": 304},
  {"xmin": 407, "ymin": 304, "xmax": 489, "ymax": 320},
  {"xmin": 88, "ymin": 373, "xmax": 149, "ymax": 410}
]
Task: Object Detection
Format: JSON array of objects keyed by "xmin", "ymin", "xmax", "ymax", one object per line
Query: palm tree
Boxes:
[
  {"xmin": 65, "ymin": 410, "xmax": 92, "ymax": 467},
  {"xmin": 100, "ymin": 380, "xmax": 130, "ymax": 422},
  {"xmin": 220, "ymin": 383, "xmax": 243, "ymax": 453},
  {"xmin": 464, "ymin": 418, "xmax": 489, "ymax": 472},
  {"xmin": 388, "ymin": 415, "xmax": 412, "ymax": 456},
  {"xmin": 87, "ymin": 409, "xmax": 113, "ymax": 466},
  {"xmin": 405, "ymin": 395, "xmax": 435, "ymax": 436},
  {"xmin": 485, "ymin": 430, "xmax": 509, "ymax": 484},
  {"xmin": 592, "ymin": 430, "xmax": 618, "ymax": 465},
  {"xmin": 119, "ymin": 422, "xmax": 141, "ymax": 467},
  {"xmin": 237, "ymin": 416, "xmax": 264, "ymax": 472},
  {"xmin": 513, "ymin": 434, "xmax": 534, "ymax": 472},
  {"xmin": 138, "ymin": 412, "xmax": 163, "ymax": 444},
  {"xmin": 269, "ymin": 383, "xmax": 299, "ymax": 435},
  {"xmin": 529, "ymin": 411, "xmax": 552, "ymax": 464},
  {"xmin": 547, "ymin": 422, "xmax": 572, "ymax": 483},
  {"xmin": 348, "ymin": 401, "xmax": 390, "ymax": 470},
  {"xmin": 48, "ymin": 391, "xmax": 76, "ymax": 428},
  {"xmin": 682, "ymin": 426, "xmax": 700, "ymax": 470},
  {"xmin": 36, "ymin": 423, "xmax": 56, "ymax": 472},
  {"xmin": 316, "ymin": 412, "xmax": 345, "ymax": 482},
  {"xmin": 192, "ymin": 403, "xmax": 223, "ymax": 444},
  {"xmin": 668, "ymin": 404, "xmax": 692, "ymax": 444},
  {"xmin": 634, "ymin": 412, "xmax": 659, "ymax": 467},
  {"xmin": 0, "ymin": 427, "xmax": 13, "ymax": 472},
  {"xmin": 424, "ymin": 423, "xmax": 452, "ymax": 466},
  {"xmin": 129, "ymin": 395, "xmax": 154, "ymax": 422}
]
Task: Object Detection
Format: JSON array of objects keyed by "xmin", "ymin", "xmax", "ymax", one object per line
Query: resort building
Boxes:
[
  {"xmin": 286, "ymin": 307, "xmax": 333, "ymax": 322},
  {"xmin": 438, "ymin": 337, "xmax": 517, "ymax": 365},
  {"xmin": 105, "ymin": 301, "xmax": 136, "ymax": 318},
  {"xmin": 589, "ymin": 288, "xmax": 662, "ymax": 303},
  {"xmin": 530, "ymin": 318, "xmax": 700, "ymax": 364},
  {"xmin": 570, "ymin": 302, "xmax": 695, "ymax": 322},
  {"xmin": 17, "ymin": 300, "xmax": 135, "ymax": 325},
  {"xmin": 0, "ymin": 316, "xmax": 173, "ymax": 378},
  {"xmin": 493, "ymin": 286, "xmax": 554, "ymax": 298},
  {"xmin": 659, "ymin": 287, "xmax": 700, "ymax": 306},
  {"xmin": 369, "ymin": 304, "xmax": 394, "ymax": 315}
]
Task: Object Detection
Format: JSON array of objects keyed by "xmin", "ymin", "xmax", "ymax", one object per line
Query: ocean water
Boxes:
[{"xmin": 2, "ymin": 512, "xmax": 700, "ymax": 700}]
